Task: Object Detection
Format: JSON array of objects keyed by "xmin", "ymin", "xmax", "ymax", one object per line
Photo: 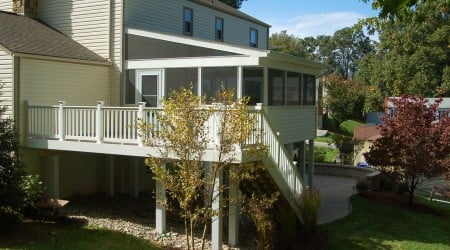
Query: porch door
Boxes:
[{"xmin": 136, "ymin": 70, "xmax": 162, "ymax": 107}]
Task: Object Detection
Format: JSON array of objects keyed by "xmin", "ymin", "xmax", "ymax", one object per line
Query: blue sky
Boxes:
[{"xmin": 240, "ymin": 0, "xmax": 379, "ymax": 38}]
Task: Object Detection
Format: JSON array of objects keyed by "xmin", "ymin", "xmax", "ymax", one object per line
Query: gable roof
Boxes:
[
  {"xmin": 189, "ymin": 0, "xmax": 270, "ymax": 28},
  {"xmin": 0, "ymin": 11, "xmax": 107, "ymax": 63},
  {"xmin": 354, "ymin": 126, "xmax": 381, "ymax": 141}
]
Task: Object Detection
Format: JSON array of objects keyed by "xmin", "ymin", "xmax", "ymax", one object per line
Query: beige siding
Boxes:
[
  {"xmin": 266, "ymin": 106, "xmax": 317, "ymax": 143},
  {"xmin": 125, "ymin": 0, "xmax": 268, "ymax": 48},
  {"xmin": 37, "ymin": 0, "xmax": 110, "ymax": 59},
  {"xmin": 0, "ymin": 0, "xmax": 11, "ymax": 12},
  {"xmin": 0, "ymin": 48, "xmax": 13, "ymax": 118},
  {"xmin": 20, "ymin": 58, "xmax": 110, "ymax": 106}
]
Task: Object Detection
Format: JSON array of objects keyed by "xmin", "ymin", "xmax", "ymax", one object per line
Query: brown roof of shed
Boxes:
[
  {"xmin": 354, "ymin": 126, "xmax": 382, "ymax": 141},
  {"xmin": 0, "ymin": 11, "xmax": 107, "ymax": 63}
]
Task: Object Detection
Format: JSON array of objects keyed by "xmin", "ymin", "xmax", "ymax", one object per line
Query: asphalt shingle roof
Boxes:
[
  {"xmin": 0, "ymin": 11, "xmax": 107, "ymax": 62},
  {"xmin": 354, "ymin": 126, "xmax": 381, "ymax": 141}
]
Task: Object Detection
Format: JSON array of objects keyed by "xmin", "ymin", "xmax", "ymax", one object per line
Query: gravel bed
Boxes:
[{"xmin": 60, "ymin": 193, "xmax": 246, "ymax": 250}]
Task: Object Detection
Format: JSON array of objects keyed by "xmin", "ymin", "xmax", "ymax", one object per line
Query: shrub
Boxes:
[
  {"xmin": 356, "ymin": 179, "xmax": 370, "ymax": 193},
  {"xmin": 299, "ymin": 188, "xmax": 321, "ymax": 237},
  {"xmin": 21, "ymin": 175, "xmax": 45, "ymax": 210},
  {"xmin": 0, "ymin": 206, "xmax": 22, "ymax": 231}
]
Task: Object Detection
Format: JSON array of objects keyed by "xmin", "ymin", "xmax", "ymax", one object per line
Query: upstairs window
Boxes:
[
  {"xmin": 250, "ymin": 28, "xmax": 258, "ymax": 48},
  {"xmin": 215, "ymin": 17, "xmax": 224, "ymax": 41},
  {"xmin": 183, "ymin": 7, "xmax": 193, "ymax": 36}
]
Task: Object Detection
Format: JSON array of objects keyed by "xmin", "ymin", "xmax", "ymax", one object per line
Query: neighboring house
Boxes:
[
  {"xmin": 353, "ymin": 126, "xmax": 381, "ymax": 166},
  {"xmin": 0, "ymin": 0, "xmax": 323, "ymax": 248},
  {"xmin": 386, "ymin": 97, "xmax": 450, "ymax": 118}
]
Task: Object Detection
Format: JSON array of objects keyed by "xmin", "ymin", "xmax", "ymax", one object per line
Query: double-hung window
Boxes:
[
  {"xmin": 250, "ymin": 28, "xmax": 258, "ymax": 48},
  {"xmin": 215, "ymin": 17, "xmax": 224, "ymax": 41},
  {"xmin": 183, "ymin": 7, "xmax": 193, "ymax": 36}
]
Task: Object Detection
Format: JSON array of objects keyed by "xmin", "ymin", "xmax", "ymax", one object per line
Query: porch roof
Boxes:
[{"xmin": 125, "ymin": 28, "xmax": 325, "ymax": 75}]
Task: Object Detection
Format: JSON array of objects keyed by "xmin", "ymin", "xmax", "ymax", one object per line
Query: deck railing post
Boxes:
[
  {"xmin": 277, "ymin": 132, "xmax": 281, "ymax": 165},
  {"xmin": 96, "ymin": 101, "xmax": 104, "ymax": 144},
  {"xmin": 58, "ymin": 101, "xmax": 66, "ymax": 141},
  {"xmin": 137, "ymin": 102, "xmax": 146, "ymax": 147}
]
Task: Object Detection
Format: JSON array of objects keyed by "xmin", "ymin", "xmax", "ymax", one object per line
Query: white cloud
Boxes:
[{"xmin": 269, "ymin": 12, "xmax": 366, "ymax": 38}]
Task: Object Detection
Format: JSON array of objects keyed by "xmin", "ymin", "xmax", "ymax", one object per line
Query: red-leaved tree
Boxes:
[{"xmin": 365, "ymin": 95, "xmax": 450, "ymax": 205}]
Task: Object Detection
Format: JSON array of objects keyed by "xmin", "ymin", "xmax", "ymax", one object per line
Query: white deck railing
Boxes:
[{"xmin": 27, "ymin": 101, "xmax": 304, "ymax": 217}]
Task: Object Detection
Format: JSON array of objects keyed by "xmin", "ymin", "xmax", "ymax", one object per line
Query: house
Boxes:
[
  {"xmin": 386, "ymin": 97, "xmax": 450, "ymax": 118},
  {"xmin": 353, "ymin": 126, "xmax": 381, "ymax": 166},
  {"xmin": 0, "ymin": 0, "xmax": 323, "ymax": 248}
]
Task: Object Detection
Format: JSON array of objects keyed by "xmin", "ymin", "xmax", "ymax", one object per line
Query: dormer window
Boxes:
[
  {"xmin": 215, "ymin": 17, "xmax": 224, "ymax": 41},
  {"xmin": 250, "ymin": 28, "xmax": 258, "ymax": 48},
  {"xmin": 183, "ymin": 7, "xmax": 193, "ymax": 36}
]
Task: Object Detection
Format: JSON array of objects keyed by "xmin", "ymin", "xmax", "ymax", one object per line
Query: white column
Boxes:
[
  {"xmin": 228, "ymin": 179, "xmax": 240, "ymax": 247},
  {"xmin": 237, "ymin": 66, "xmax": 243, "ymax": 99},
  {"xmin": 132, "ymin": 157, "xmax": 140, "ymax": 198},
  {"xmin": 49, "ymin": 154, "xmax": 60, "ymax": 198},
  {"xmin": 58, "ymin": 101, "xmax": 66, "ymax": 141},
  {"xmin": 106, "ymin": 155, "xmax": 114, "ymax": 197},
  {"xmin": 96, "ymin": 101, "xmax": 104, "ymax": 144},
  {"xmin": 308, "ymin": 139, "xmax": 315, "ymax": 187},
  {"xmin": 211, "ymin": 164, "xmax": 223, "ymax": 250},
  {"xmin": 263, "ymin": 67, "xmax": 269, "ymax": 106},
  {"xmin": 137, "ymin": 102, "xmax": 146, "ymax": 147},
  {"xmin": 155, "ymin": 163, "xmax": 166, "ymax": 234}
]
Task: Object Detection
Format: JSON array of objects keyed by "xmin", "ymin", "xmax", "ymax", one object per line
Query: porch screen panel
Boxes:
[
  {"xmin": 268, "ymin": 69, "xmax": 285, "ymax": 106},
  {"xmin": 303, "ymin": 74, "xmax": 316, "ymax": 105},
  {"xmin": 125, "ymin": 70, "xmax": 136, "ymax": 105},
  {"xmin": 202, "ymin": 67, "xmax": 237, "ymax": 103},
  {"xmin": 243, "ymin": 67, "xmax": 264, "ymax": 105},
  {"xmin": 286, "ymin": 71, "xmax": 301, "ymax": 106},
  {"xmin": 165, "ymin": 68, "xmax": 198, "ymax": 97}
]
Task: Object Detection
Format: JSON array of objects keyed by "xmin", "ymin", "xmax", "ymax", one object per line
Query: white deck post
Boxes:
[
  {"xmin": 228, "ymin": 179, "xmax": 240, "ymax": 247},
  {"xmin": 58, "ymin": 101, "xmax": 66, "ymax": 141},
  {"xmin": 96, "ymin": 101, "xmax": 104, "ymax": 143},
  {"xmin": 107, "ymin": 155, "xmax": 114, "ymax": 197},
  {"xmin": 155, "ymin": 163, "xmax": 166, "ymax": 234},
  {"xmin": 137, "ymin": 102, "xmax": 146, "ymax": 146},
  {"xmin": 132, "ymin": 157, "xmax": 140, "ymax": 198},
  {"xmin": 211, "ymin": 163, "xmax": 223, "ymax": 250},
  {"xmin": 308, "ymin": 139, "xmax": 314, "ymax": 187}
]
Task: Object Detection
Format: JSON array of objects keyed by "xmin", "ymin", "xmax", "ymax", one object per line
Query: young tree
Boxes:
[
  {"xmin": 324, "ymin": 74, "xmax": 367, "ymax": 127},
  {"xmin": 144, "ymin": 86, "xmax": 268, "ymax": 249},
  {"xmin": 365, "ymin": 96, "xmax": 450, "ymax": 205}
]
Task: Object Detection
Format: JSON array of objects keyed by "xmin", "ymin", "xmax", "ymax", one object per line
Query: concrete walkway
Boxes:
[{"xmin": 313, "ymin": 174, "xmax": 358, "ymax": 225}]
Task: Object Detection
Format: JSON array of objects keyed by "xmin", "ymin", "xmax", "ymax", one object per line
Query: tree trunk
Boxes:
[{"xmin": 408, "ymin": 183, "xmax": 415, "ymax": 206}]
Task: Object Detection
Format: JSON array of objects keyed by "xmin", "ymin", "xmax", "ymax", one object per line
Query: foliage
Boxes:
[
  {"xmin": 365, "ymin": 96, "xmax": 450, "ymax": 205},
  {"xmin": 299, "ymin": 188, "xmax": 321, "ymax": 237},
  {"xmin": 357, "ymin": 0, "xmax": 450, "ymax": 97},
  {"xmin": 21, "ymin": 175, "xmax": 45, "ymax": 209},
  {"xmin": 324, "ymin": 195, "xmax": 450, "ymax": 249},
  {"xmin": 269, "ymin": 27, "xmax": 374, "ymax": 79},
  {"xmin": 0, "ymin": 83, "xmax": 25, "ymax": 213},
  {"xmin": 324, "ymin": 74, "xmax": 367, "ymax": 126},
  {"xmin": 356, "ymin": 179, "xmax": 370, "ymax": 193},
  {"xmin": 144, "ymin": 86, "xmax": 266, "ymax": 249},
  {"xmin": 218, "ymin": 0, "xmax": 247, "ymax": 9},
  {"xmin": 243, "ymin": 192, "xmax": 278, "ymax": 250},
  {"xmin": 361, "ymin": 0, "xmax": 421, "ymax": 19}
]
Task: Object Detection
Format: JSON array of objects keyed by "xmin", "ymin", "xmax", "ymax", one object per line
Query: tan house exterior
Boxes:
[{"xmin": 0, "ymin": 0, "xmax": 324, "ymax": 248}]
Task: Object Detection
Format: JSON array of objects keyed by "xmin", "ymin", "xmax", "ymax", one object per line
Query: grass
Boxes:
[
  {"xmin": 313, "ymin": 146, "xmax": 339, "ymax": 163},
  {"xmin": 0, "ymin": 219, "xmax": 160, "ymax": 250},
  {"xmin": 339, "ymin": 119, "xmax": 365, "ymax": 136},
  {"xmin": 322, "ymin": 195, "xmax": 450, "ymax": 250},
  {"xmin": 315, "ymin": 132, "xmax": 336, "ymax": 144}
]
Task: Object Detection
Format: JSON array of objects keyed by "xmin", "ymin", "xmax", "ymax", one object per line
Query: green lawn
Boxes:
[
  {"xmin": 315, "ymin": 132, "xmax": 336, "ymax": 144},
  {"xmin": 339, "ymin": 119, "xmax": 365, "ymax": 136},
  {"xmin": 0, "ymin": 220, "xmax": 160, "ymax": 250},
  {"xmin": 322, "ymin": 195, "xmax": 450, "ymax": 250},
  {"xmin": 313, "ymin": 146, "xmax": 339, "ymax": 163}
]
